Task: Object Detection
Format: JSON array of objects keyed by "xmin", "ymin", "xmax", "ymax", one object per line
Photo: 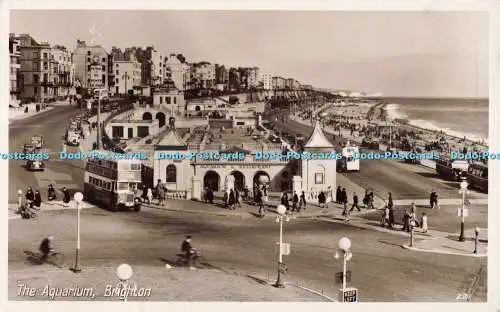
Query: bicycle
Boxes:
[
  {"xmin": 38, "ymin": 251, "xmax": 65, "ymax": 268},
  {"xmin": 175, "ymin": 250, "xmax": 206, "ymax": 267}
]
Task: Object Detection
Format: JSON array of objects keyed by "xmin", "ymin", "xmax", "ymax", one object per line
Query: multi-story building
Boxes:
[
  {"xmin": 51, "ymin": 45, "xmax": 75, "ymax": 97},
  {"xmin": 114, "ymin": 58, "xmax": 142, "ymax": 94},
  {"xmin": 193, "ymin": 62, "xmax": 215, "ymax": 89},
  {"xmin": 17, "ymin": 34, "xmax": 55, "ymax": 102},
  {"xmin": 112, "ymin": 46, "xmax": 164, "ymax": 87},
  {"xmin": 260, "ymin": 72, "xmax": 272, "ymax": 90},
  {"xmin": 9, "ymin": 34, "xmax": 21, "ymax": 106},
  {"xmin": 215, "ymin": 64, "xmax": 229, "ymax": 90},
  {"xmin": 164, "ymin": 54, "xmax": 191, "ymax": 91},
  {"xmin": 74, "ymin": 40, "xmax": 111, "ymax": 90},
  {"xmin": 285, "ymin": 78, "xmax": 295, "ymax": 90},
  {"xmin": 228, "ymin": 67, "xmax": 240, "ymax": 91},
  {"xmin": 237, "ymin": 67, "xmax": 248, "ymax": 89},
  {"xmin": 247, "ymin": 67, "xmax": 260, "ymax": 89},
  {"xmin": 272, "ymin": 76, "xmax": 286, "ymax": 90}
]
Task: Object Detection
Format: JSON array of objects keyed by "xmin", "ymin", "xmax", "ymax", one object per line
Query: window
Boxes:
[
  {"xmin": 116, "ymin": 64, "xmax": 119, "ymax": 67},
  {"xmin": 33, "ymin": 74, "xmax": 39, "ymax": 83},
  {"xmin": 102, "ymin": 65, "xmax": 106, "ymax": 70},
  {"xmin": 116, "ymin": 78, "xmax": 119, "ymax": 83},
  {"xmin": 166, "ymin": 97, "xmax": 171, "ymax": 104},
  {"xmin": 87, "ymin": 58, "xmax": 91, "ymax": 63},
  {"xmin": 314, "ymin": 173, "xmax": 324, "ymax": 184},
  {"xmin": 119, "ymin": 162, "xmax": 130, "ymax": 171},
  {"xmin": 102, "ymin": 57, "xmax": 106, "ymax": 63},
  {"xmin": 43, "ymin": 53, "xmax": 48, "ymax": 59},
  {"xmin": 166, "ymin": 165, "xmax": 177, "ymax": 183},
  {"xmin": 87, "ymin": 51, "xmax": 91, "ymax": 56},
  {"xmin": 159, "ymin": 97, "xmax": 163, "ymax": 104},
  {"xmin": 131, "ymin": 164, "xmax": 141, "ymax": 170},
  {"xmin": 87, "ymin": 65, "xmax": 91, "ymax": 71},
  {"xmin": 174, "ymin": 97, "xmax": 177, "ymax": 104},
  {"xmin": 32, "ymin": 62, "xmax": 39, "ymax": 71},
  {"xmin": 34, "ymin": 86, "xmax": 38, "ymax": 94},
  {"xmin": 118, "ymin": 182, "xmax": 129, "ymax": 191},
  {"xmin": 44, "ymin": 86, "xmax": 48, "ymax": 94},
  {"xmin": 102, "ymin": 75, "xmax": 106, "ymax": 83}
]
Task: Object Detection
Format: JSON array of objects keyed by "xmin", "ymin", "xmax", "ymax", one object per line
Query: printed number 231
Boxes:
[{"xmin": 456, "ymin": 293, "xmax": 471, "ymax": 301}]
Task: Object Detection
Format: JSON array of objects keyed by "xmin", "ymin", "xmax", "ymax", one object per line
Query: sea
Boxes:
[{"xmin": 383, "ymin": 98, "xmax": 489, "ymax": 143}]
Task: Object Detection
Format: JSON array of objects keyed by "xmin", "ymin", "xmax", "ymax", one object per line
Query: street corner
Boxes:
[{"xmin": 401, "ymin": 237, "xmax": 488, "ymax": 258}]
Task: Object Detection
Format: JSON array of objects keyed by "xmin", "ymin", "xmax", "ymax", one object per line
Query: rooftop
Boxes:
[{"xmin": 304, "ymin": 120, "xmax": 334, "ymax": 149}]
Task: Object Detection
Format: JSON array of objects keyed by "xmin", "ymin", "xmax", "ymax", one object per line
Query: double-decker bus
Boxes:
[
  {"xmin": 435, "ymin": 154, "xmax": 469, "ymax": 181},
  {"xmin": 83, "ymin": 151, "xmax": 143, "ymax": 211},
  {"xmin": 465, "ymin": 162, "xmax": 488, "ymax": 193}
]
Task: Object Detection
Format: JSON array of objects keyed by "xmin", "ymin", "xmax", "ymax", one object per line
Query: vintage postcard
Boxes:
[{"xmin": 2, "ymin": 1, "xmax": 497, "ymax": 312}]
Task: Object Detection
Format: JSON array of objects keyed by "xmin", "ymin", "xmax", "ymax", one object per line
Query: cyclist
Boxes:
[
  {"xmin": 181, "ymin": 235, "xmax": 195, "ymax": 266},
  {"xmin": 39, "ymin": 236, "xmax": 54, "ymax": 263}
]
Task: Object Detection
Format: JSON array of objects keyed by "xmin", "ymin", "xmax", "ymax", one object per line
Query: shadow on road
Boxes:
[{"xmin": 23, "ymin": 250, "xmax": 43, "ymax": 266}]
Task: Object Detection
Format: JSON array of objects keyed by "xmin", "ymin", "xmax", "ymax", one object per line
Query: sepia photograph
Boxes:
[{"xmin": 7, "ymin": 9, "xmax": 490, "ymax": 304}]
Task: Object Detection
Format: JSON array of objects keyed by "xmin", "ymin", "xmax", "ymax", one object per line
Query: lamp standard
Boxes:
[
  {"xmin": 334, "ymin": 237, "xmax": 353, "ymax": 291},
  {"xmin": 474, "ymin": 227, "xmax": 480, "ymax": 254},
  {"xmin": 116, "ymin": 263, "xmax": 133, "ymax": 302},
  {"xmin": 459, "ymin": 179, "xmax": 468, "ymax": 242},
  {"xmin": 72, "ymin": 192, "xmax": 84, "ymax": 273},
  {"xmin": 274, "ymin": 204, "xmax": 289, "ymax": 288},
  {"xmin": 96, "ymin": 89, "xmax": 102, "ymax": 149},
  {"xmin": 17, "ymin": 189, "xmax": 23, "ymax": 213}
]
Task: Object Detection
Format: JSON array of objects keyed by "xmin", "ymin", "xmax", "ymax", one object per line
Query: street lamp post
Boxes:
[
  {"xmin": 17, "ymin": 189, "xmax": 23, "ymax": 213},
  {"xmin": 459, "ymin": 179, "xmax": 468, "ymax": 242},
  {"xmin": 274, "ymin": 204, "xmax": 289, "ymax": 288},
  {"xmin": 116, "ymin": 263, "xmax": 133, "ymax": 302},
  {"xmin": 96, "ymin": 89, "xmax": 102, "ymax": 149},
  {"xmin": 474, "ymin": 227, "xmax": 480, "ymax": 254},
  {"xmin": 335, "ymin": 237, "xmax": 352, "ymax": 291},
  {"xmin": 72, "ymin": 192, "xmax": 84, "ymax": 273}
]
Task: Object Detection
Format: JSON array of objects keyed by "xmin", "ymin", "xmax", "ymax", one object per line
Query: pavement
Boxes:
[
  {"xmin": 9, "ymin": 106, "xmax": 55, "ymax": 122},
  {"xmin": 9, "ymin": 205, "xmax": 487, "ymax": 301},
  {"xmin": 10, "ymin": 265, "xmax": 329, "ymax": 301}
]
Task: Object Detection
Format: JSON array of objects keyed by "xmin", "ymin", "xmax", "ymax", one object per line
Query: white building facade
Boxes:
[
  {"xmin": 260, "ymin": 72, "xmax": 272, "ymax": 90},
  {"xmin": 114, "ymin": 60, "xmax": 142, "ymax": 94},
  {"xmin": 164, "ymin": 54, "xmax": 190, "ymax": 91}
]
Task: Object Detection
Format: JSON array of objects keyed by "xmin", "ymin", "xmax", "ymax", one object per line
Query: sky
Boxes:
[{"xmin": 10, "ymin": 10, "xmax": 489, "ymax": 98}]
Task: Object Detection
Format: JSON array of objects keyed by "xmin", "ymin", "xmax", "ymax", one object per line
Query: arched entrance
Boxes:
[
  {"xmin": 230, "ymin": 170, "xmax": 245, "ymax": 191},
  {"xmin": 203, "ymin": 170, "xmax": 220, "ymax": 191},
  {"xmin": 156, "ymin": 112, "xmax": 166, "ymax": 127},
  {"xmin": 253, "ymin": 171, "xmax": 271, "ymax": 189},
  {"xmin": 195, "ymin": 105, "xmax": 201, "ymax": 111},
  {"xmin": 142, "ymin": 112, "xmax": 152, "ymax": 121}
]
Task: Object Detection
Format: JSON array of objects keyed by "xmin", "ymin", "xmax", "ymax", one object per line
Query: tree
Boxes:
[{"xmin": 176, "ymin": 54, "xmax": 186, "ymax": 63}]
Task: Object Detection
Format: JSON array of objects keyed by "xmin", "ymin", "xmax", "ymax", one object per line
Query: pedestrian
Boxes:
[
  {"xmin": 367, "ymin": 191, "xmax": 375, "ymax": 209},
  {"xmin": 207, "ymin": 187, "xmax": 214, "ymax": 204},
  {"xmin": 430, "ymin": 190, "xmax": 436, "ymax": 209},
  {"xmin": 26, "ymin": 187, "xmax": 34, "ymax": 202},
  {"xmin": 292, "ymin": 191, "xmax": 299, "ymax": 212},
  {"xmin": 33, "ymin": 190, "xmax": 42, "ymax": 209},
  {"xmin": 263, "ymin": 185, "xmax": 269, "ymax": 203},
  {"xmin": 402, "ymin": 209, "xmax": 410, "ymax": 232},
  {"xmin": 203, "ymin": 187, "xmax": 209, "ymax": 204},
  {"xmin": 229, "ymin": 189, "xmax": 236, "ymax": 210},
  {"xmin": 382, "ymin": 205, "xmax": 390, "ymax": 227},
  {"xmin": 388, "ymin": 206, "xmax": 395, "ymax": 228},
  {"xmin": 349, "ymin": 192, "xmax": 360, "ymax": 212},
  {"xmin": 299, "ymin": 191, "xmax": 307, "ymax": 210},
  {"xmin": 336, "ymin": 186, "xmax": 342, "ymax": 204},
  {"xmin": 158, "ymin": 186, "xmax": 166, "ymax": 206},
  {"xmin": 146, "ymin": 187, "xmax": 153, "ymax": 204},
  {"xmin": 434, "ymin": 192, "xmax": 439, "ymax": 210},
  {"xmin": 47, "ymin": 184, "xmax": 56, "ymax": 201},
  {"xmin": 387, "ymin": 192, "xmax": 393, "ymax": 209},
  {"xmin": 256, "ymin": 189, "xmax": 265, "ymax": 217},
  {"xmin": 318, "ymin": 191, "xmax": 326, "ymax": 208},
  {"xmin": 281, "ymin": 192, "xmax": 290, "ymax": 212},
  {"xmin": 363, "ymin": 189, "xmax": 369, "ymax": 207},
  {"xmin": 341, "ymin": 188, "xmax": 348, "ymax": 211},
  {"xmin": 62, "ymin": 187, "xmax": 71, "ymax": 204},
  {"xmin": 421, "ymin": 212, "xmax": 428, "ymax": 233},
  {"xmin": 235, "ymin": 189, "xmax": 241, "ymax": 208}
]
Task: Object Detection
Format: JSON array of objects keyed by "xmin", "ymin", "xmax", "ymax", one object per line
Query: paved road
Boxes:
[
  {"xmin": 8, "ymin": 207, "xmax": 486, "ymax": 302},
  {"xmin": 9, "ymin": 105, "xmax": 84, "ymax": 203}
]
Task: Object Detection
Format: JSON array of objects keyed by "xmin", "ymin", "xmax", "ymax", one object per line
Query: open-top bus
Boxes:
[
  {"xmin": 465, "ymin": 162, "xmax": 488, "ymax": 193},
  {"xmin": 83, "ymin": 151, "xmax": 143, "ymax": 211},
  {"xmin": 435, "ymin": 154, "xmax": 469, "ymax": 181}
]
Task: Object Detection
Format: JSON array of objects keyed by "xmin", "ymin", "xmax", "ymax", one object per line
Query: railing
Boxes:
[{"xmin": 101, "ymin": 100, "xmax": 136, "ymax": 153}]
